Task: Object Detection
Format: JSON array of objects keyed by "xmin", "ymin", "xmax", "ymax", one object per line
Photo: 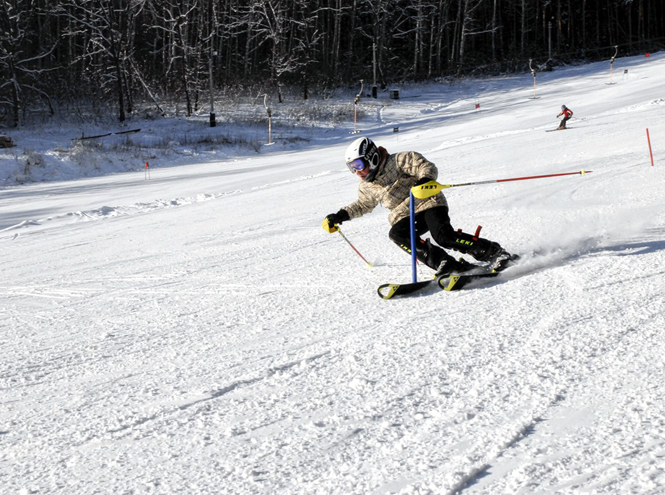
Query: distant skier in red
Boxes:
[{"xmin": 557, "ymin": 105, "xmax": 573, "ymax": 129}]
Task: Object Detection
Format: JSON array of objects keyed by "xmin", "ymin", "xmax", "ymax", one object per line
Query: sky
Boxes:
[{"xmin": 2, "ymin": 52, "xmax": 665, "ymax": 495}]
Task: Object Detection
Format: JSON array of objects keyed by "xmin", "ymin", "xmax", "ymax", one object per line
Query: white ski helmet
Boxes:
[{"xmin": 345, "ymin": 136, "xmax": 381, "ymax": 181}]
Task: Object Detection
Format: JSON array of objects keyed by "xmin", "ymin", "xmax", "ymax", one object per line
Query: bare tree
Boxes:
[
  {"xmin": 149, "ymin": 0, "xmax": 206, "ymax": 117},
  {"xmin": 56, "ymin": 0, "xmax": 148, "ymax": 122},
  {"xmin": 3, "ymin": 0, "xmax": 665, "ymax": 124},
  {"xmin": 457, "ymin": 0, "xmax": 484, "ymax": 72},
  {"xmin": 0, "ymin": 0, "xmax": 57, "ymax": 126},
  {"xmin": 249, "ymin": 0, "xmax": 309, "ymax": 102},
  {"xmin": 291, "ymin": 0, "xmax": 322, "ymax": 99}
]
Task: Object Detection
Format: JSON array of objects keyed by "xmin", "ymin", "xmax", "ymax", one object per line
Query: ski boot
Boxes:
[
  {"xmin": 434, "ymin": 257, "xmax": 479, "ymax": 278},
  {"xmin": 488, "ymin": 250, "xmax": 520, "ymax": 272}
]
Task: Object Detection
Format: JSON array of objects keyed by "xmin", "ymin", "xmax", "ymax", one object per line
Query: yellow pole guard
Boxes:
[{"xmin": 411, "ymin": 180, "xmax": 451, "ymax": 199}]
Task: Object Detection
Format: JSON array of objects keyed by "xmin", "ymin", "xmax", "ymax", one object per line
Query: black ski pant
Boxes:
[{"xmin": 388, "ymin": 206, "xmax": 499, "ymax": 269}]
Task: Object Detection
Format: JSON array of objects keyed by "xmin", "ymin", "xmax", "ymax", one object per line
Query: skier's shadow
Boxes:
[{"xmin": 600, "ymin": 239, "xmax": 665, "ymax": 257}]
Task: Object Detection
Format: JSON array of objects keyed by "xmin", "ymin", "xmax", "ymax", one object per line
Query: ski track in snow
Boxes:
[{"xmin": 0, "ymin": 172, "xmax": 331, "ymax": 238}]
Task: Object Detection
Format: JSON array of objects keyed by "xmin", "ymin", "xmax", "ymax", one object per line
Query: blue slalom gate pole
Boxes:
[{"xmin": 409, "ymin": 191, "xmax": 417, "ymax": 283}]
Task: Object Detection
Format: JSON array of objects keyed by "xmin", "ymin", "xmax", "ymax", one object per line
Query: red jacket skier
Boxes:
[{"xmin": 557, "ymin": 105, "xmax": 573, "ymax": 129}]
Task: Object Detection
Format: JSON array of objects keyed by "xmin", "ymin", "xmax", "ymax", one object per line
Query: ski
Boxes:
[
  {"xmin": 377, "ymin": 253, "xmax": 520, "ymax": 299},
  {"xmin": 546, "ymin": 127, "xmax": 571, "ymax": 132},
  {"xmin": 377, "ymin": 270, "xmax": 499, "ymax": 299}
]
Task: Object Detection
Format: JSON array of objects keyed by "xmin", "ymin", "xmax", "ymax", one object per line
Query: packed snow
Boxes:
[{"xmin": 2, "ymin": 53, "xmax": 665, "ymax": 495}]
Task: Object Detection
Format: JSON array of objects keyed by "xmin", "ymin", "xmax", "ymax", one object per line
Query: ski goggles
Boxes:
[{"xmin": 346, "ymin": 157, "xmax": 368, "ymax": 173}]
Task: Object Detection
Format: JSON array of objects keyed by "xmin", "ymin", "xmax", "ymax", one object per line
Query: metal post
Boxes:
[
  {"xmin": 529, "ymin": 59, "xmax": 539, "ymax": 99},
  {"xmin": 372, "ymin": 43, "xmax": 378, "ymax": 98},
  {"xmin": 609, "ymin": 45, "xmax": 618, "ymax": 85},
  {"xmin": 548, "ymin": 22, "xmax": 552, "ymax": 61},
  {"xmin": 353, "ymin": 80, "xmax": 363, "ymax": 133},
  {"xmin": 209, "ymin": 51, "xmax": 217, "ymax": 127},
  {"xmin": 263, "ymin": 94, "xmax": 274, "ymax": 145}
]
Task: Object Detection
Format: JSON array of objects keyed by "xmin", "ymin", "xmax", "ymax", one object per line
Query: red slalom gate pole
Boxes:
[
  {"xmin": 412, "ymin": 170, "xmax": 592, "ymax": 199},
  {"xmin": 451, "ymin": 170, "xmax": 592, "ymax": 188},
  {"xmin": 647, "ymin": 128, "xmax": 655, "ymax": 166}
]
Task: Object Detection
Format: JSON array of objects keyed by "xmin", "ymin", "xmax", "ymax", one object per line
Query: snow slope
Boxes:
[{"xmin": 2, "ymin": 53, "xmax": 665, "ymax": 495}]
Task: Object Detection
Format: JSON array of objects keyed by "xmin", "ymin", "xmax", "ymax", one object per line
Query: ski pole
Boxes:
[
  {"xmin": 337, "ymin": 228, "xmax": 373, "ymax": 267},
  {"xmin": 412, "ymin": 169, "xmax": 592, "ymax": 199}
]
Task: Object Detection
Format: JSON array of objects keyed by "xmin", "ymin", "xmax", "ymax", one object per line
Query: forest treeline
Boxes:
[{"xmin": 1, "ymin": 0, "xmax": 663, "ymax": 126}]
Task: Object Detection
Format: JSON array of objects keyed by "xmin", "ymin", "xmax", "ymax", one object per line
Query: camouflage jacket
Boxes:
[{"xmin": 343, "ymin": 150, "xmax": 448, "ymax": 226}]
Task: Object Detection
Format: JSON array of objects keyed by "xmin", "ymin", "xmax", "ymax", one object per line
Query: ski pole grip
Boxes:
[{"xmin": 322, "ymin": 218, "xmax": 339, "ymax": 233}]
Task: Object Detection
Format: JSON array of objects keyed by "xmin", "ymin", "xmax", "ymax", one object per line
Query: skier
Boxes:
[
  {"xmin": 322, "ymin": 136, "xmax": 516, "ymax": 277},
  {"xmin": 557, "ymin": 105, "xmax": 573, "ymax": 129}
]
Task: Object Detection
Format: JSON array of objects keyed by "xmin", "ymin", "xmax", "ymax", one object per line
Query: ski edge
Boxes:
[{"xmin": 438, "ymin": 272, "xmax": 499, "ymax": 291}]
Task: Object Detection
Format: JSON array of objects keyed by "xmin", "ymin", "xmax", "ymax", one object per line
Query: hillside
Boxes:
[{"xmin": 2, "ymin": 53, "xmax": 665, "ymax": 494}]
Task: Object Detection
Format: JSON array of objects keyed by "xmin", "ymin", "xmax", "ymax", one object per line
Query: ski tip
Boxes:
[
  {"xmin": 377, "ymin": 279, "xmax": 435, "ymax": 299},
  {"xmin": 377, "ymin": 284, "xmax": 399, "ymax": 299}
]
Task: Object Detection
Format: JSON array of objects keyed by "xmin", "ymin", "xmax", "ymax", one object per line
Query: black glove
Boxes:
[
  {"xmin": 415, "ymin": 177, "xmax": 434, "ymax": 186},
  {"xmin": 325, "ymin": 209, "xmax": 350, "ymax": 226}
]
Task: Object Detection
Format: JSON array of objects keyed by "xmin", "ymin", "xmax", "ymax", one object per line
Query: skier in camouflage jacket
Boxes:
[{"xmin": 322, "ymin": 136, "xmax": 513, "ymax": 276}]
